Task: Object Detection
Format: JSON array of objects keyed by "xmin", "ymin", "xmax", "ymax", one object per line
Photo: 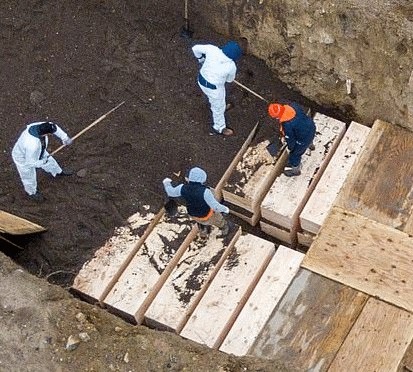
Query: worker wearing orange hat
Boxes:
[{"xmin": 268, "ymin": 102, "xmax": 316, "ymax": 177}]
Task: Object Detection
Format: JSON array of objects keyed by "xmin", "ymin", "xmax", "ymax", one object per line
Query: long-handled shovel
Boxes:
[
  {"xmin": 180, "ymin": 0, "xmax": 193, "ymax": 39},
  {"xmin": 233, "ymin": 79, "xmax": 269, "ymax": 103},
  {"xmin": 50, "ymin": 101, "xmax": 125, "ymax": 156}
]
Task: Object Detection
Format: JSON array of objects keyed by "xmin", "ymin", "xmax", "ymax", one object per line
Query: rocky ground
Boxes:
[{"xmin": 0, "ymin": 0, "xmax": 341, "ymax": 370}]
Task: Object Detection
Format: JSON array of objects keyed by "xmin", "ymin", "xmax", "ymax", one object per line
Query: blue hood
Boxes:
[{"xmin": 221, "ymin": 41, "xmax": 242, "ymax": 62}]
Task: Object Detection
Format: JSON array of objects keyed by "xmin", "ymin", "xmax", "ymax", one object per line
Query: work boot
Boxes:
[
  {"xmin": 197, "ymin": 224, "xmax": 210, "ymax": 239},
  {"xmin": 209, "ymin": 127, "xmax": 234, "ymax": 136},
  {"xmin": 27, "ymin": 192, "xmax": 44, "ymax": 202},
  {"xmin": 217, "ymin": 221, "xmax": 230, "ymax": 238},
  {"xmin": 57, "ymin": 168, "xmax": 73, "ymax": 176},
  {"xmin": 284, "ymin": 164, "xmax": 302, "ymax": 177}
]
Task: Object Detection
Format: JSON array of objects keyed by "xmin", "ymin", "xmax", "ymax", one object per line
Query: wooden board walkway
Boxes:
[
  {"xmin": 219, "ymin": 245, "xmax": 304, "ymax": 356},
  {"xmin": 180, "ymin": 234, "xmax": 275, "ymax": 348},
  {"xmin": 260, "ymin": 113, "xmax": 346, "ymax": 245},
  {"xmin": 248, "ymin": 268, "xmax": 368, "ymax": 371},
  {"xmin": 299, "ymin": 121, "xmax": 370, "ymax": 241},
  {"xmin": 302, "ymin": 206, "xmax": 413, "ymax": 313},
  {"xmin": 0, "ymin": 209, "xmax": 46, "ymax": 235},
  {"xmin": 335, "ymin": 119, "xmax": 413, "ymax": 235}
]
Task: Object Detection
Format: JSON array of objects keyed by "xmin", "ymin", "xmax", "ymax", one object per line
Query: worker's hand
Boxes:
[
  {"xmin": 222, "ymin": 206, "xmax": 230, "ymax": 214},
  {"xmin": 162, "ymin": 177, "xmax": 172, "ymax": 185},
  {"xmin": 280, "ymin": 136, "xmax": 286, "ymax": 145},
  {"xmin": 197, "ymin": 54, "xmax": 205, "ymax": 64},
  {"xmin": 35, "ymin": 158, "xmax": 48, "ymax": 167},
  {"xmin": 62, "ymin": 137, "xmax": 73, "ymax": 146}
]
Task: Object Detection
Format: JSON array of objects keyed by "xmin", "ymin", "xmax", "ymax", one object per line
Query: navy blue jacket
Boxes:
[{"xmin": 181, "ymin": 182, "xmax": 211, "ymax": 218}]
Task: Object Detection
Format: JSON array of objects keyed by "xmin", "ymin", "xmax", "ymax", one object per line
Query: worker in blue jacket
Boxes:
[
  {"xmin": 163, "ymin": 167, "xmax": 230, "ymax": 238},
  {"xmin": 268, "ymin": 102, "xmax": 316, "ymax": 177}
]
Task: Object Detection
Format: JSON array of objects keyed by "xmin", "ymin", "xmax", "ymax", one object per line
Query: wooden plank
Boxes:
[
  {"xmin": 0, "ymin": 210, "xmax": 46, "ymax": 235},
  {"xmin": 103, "ymin": 206, "xmax": 196, "ymax": 323},
  {"xmin": 261, "ymin": 113, "xmax": 346, "ymax": 231},
  {"xmin": 329, "ymin": 298, "xmax": 413, "ymax": 372},
  {"xmin": 221, "ymin": 137, "xmax": 287, "ymax": 220},
  {"xmin": 335, "ymin": 119, "xmax": 413, "ymax": 234},
  {"xmin": 300, "ymin": 121, "xmax": 371, "ymax": 235},
  {"xmin": 144, "ymin": 225, "xmax": 241, "ymax": 333},
  {"xmin": 219, "ymin": 246, "xmax": 304, "ymax": 356},
  {"xmin": 180, "ymin": 234, "xmax": 275, "ymax": 348},
  {"xmin": 249, "ymin": 269, "xmax": 368, "ymax": 371},
  {"xmin": 260, "ymin": 220, "xmax": 292, "ymax": 244},
  {"xmin": 302, "ymin": 206, "xmax": 413, "ymax": 313},
  {"xmin": 72, "ymin": 209, "xmax": 159, "ymax": 302}
]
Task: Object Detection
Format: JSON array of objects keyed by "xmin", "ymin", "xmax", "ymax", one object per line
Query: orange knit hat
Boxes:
[{"xmin": 268, "ymin": 103, "xmax": 285, "ymax": 119}]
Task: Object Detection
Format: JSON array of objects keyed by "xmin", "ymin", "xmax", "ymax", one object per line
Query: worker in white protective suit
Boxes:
[
  {"xmin": 12, "ymin": 121, "xmax": 73, "ymax": 201},
  {"xmin": 192, "ymin": 41, "xmax": 242, "ymax": 136}
]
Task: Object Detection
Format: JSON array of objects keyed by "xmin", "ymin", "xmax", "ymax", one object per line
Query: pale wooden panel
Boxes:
[
  {"xmin": 260, "ymin": 220, "xmax": 292, "ymax": 244},
  {"xmin": 103, "ymin": 206, "xmax": 195, "ymax": 323},
  {"xmin": 335, "ymin": 119, "xmax": 413, "ymax": 233},
  {"xmin": 222, "ymin": 139, "xmax": 287, "ymax": 213},
  {"xmin": 300, "ymin": 121, "xmax": 370, "ymax": 234},
  {"xmin": 329, "ymin": 298, "xmax": 413, "ymax": 372},
  {"xmin": 261, "ymin": 113, "xmax": 346, "ymax": 229},
  {"xmin": 219, "ymin": 246, "xmax": 304, "ymax": 356},
  {"xmin": 249, "ymin": 269, "xmax": 368, "ymax": 371},
  {"xmin": 72, "ymin": 209, "xmax": 158, "ymax": 302},
  {"xmin": 180, "ymin": 234, "xmax": 275, "ymax": 348},
  {"xmin": 144, "ymin": 226, "xmax": 241, "ymax": 333},
  {"xmin": 302, "ymin": 206, "xmax": 413, "ymax": 313},
  {"xmin": 0, "ymin": 210, "xmax": 46, "ymax": 235}
]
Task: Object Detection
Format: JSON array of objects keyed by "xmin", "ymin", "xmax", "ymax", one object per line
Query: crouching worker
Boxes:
[
  {"xmin": 268, "ymin": 102, "xmax": 316, "ymax": 177},
  {"xmin": 162, "ymin": 167, "xmax": 230, "ymax": 239},
  {"xmin": 12, "ymin": 121, "xmax": 73, "ymax": 201}
]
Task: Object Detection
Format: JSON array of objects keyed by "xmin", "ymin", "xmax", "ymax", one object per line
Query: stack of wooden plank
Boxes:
[{"xmin": 260, "ymin": 113, "xmax": 346, "ymax": 245}]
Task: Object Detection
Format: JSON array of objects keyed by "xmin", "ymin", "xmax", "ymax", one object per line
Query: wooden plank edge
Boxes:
[
  {"xmin": 215, "ymin": 121, "xmax": 260, "ymax": 199},
  {"xmin": 174, "ymin": 226, "xmax": 243, "ymax": 334},
  {"xmin": 134, "ymin": 226, "xmax": 199, "ymax": 324},
  {"xmin": 98, "ymin": 207, "xmax": 166, "ymax": 303},
  {"xmin": 212, "ymin": 247, "xmax": 276, "ymax": 350}
]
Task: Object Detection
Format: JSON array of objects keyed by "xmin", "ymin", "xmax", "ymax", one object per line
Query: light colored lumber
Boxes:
[
  {"xmin": 222, "ymin": 138, "xmax": 286, "ymax": 213},
  {"xmin": 0, "ymin": 210, "xmax": 46, "ymax": 235},
  {"xmin": 335, "ymin": 119, "xmax": 413, "ymax": 235},
  {"xmin": 302, "ymin": 206, "xmax": 413, "ymax": 313},
  {"xmin": 259, "ymin": 220, "xmax": 292, "ymax": 244},
  {"xmin": 297, "ymin": 230, "xmax": 314, "ymax": 248},
  {"xmin": 249, "ymin": 269, "xmax": 368, "ymax": 371},
  {"xmin": 144, "ymin": 225, "xmax": 241, "ymax": 333},
  {"xmin": 261, "ymin": 113, "xmax": 346, "ymax": 231},
  {"xmin": 103, "ymin": 206, "xmax": 196, "ymax": 323},
  {"xmin": 300, "ymin": 121, "xmax": 370, "ymax": 235},
  {"xmin": 329, "ymin": 298, "xmax": 413, "ymax": 372},
  {"xmin": 72, "ymin": 209, "xmax": 159, "ymax": 302},
  {"xmin": 180, "ymin": 234, "xmax": 275, "ymax": 348},
  {"xmin": 220, "ymin": 246, "xmax": 304, "ymax": 356}
]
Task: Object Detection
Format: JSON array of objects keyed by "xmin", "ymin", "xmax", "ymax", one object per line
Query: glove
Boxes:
[
  {"xmin": 162, "ymin": 177, "xmax": 172, "ymax": 186},
  {"xmin": 197, "ymin": 54, "xmax": 206, "ymax": 64},
  {"xmin": 62, "ymin": 137, "xmax": 73, "ymax": 146},
  {"xmin": 222, "ymin": 206, "xmax": 230, "ymax": 214},
  {"xmin": 35, "ymin": 158, "xmax": 48, "ymax": 167}
]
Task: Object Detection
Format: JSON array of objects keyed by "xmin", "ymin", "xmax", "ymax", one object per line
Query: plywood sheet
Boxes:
[
  {"xmin": 302, "ymin": 206, "xmax": 413, "ymax": 313},
  {"xmin": 249, "ymin": 269, "xmax": 368, "ymax": 371},
  {"xmin": 219, "ymin": 246, "xmax": 304, "ymax": 356},
  {"xmin": 72, "ymin": 209, "xmax": 157, "ymax": 302},
  {"xmin": 261, "ymin": 113, "xmax": 346, "ymax": 229},
  {"xmin": 180, "ymin": 234, "xmax": 275, "ymax": 348},
  {"xmin": 0, "ymin": 210, "xmax": 46, "ymax": 235},
  {"xmin": 103, "ymin": 206, "xmax": 195, "ymax": 322},
  {"xmin": 329, "ymin": 298, "xmax": 413, "ymax": 372},
  {"xmin": 335, "ymin": 119, "xmax": 413, "ymax": 234},
  {"xmin": 144, "ymin": 225, "xmax": 241, "ymax": 332},
  {"xmin": 300, "ymin": 121, "xmax": 370, "ymax": 234}
]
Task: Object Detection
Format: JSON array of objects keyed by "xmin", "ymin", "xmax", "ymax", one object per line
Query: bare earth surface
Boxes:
[{"xmin": 0, "ymin": 0, "xmax": 341, "ymax": 370}]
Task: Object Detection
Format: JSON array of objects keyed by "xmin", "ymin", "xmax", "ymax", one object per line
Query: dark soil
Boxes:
[{"xmin": 0, "ymin": 1, "xmax": 333, "ymax": 285}]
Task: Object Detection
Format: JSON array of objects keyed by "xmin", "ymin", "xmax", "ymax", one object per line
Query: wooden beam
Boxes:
[
  {"xmin": 248, "ymin": 269, "xmax": 368, "ymax": 371},
  {"xmin": 0, "ymin": 210, "xmax": 46, "ymax": 235},
  {"xmin": 302, "ymin": 206, "xmax": 413, "ymax": 313},
  {"xmin": 329, "ymin": 298, "xmax": 413, "ymax": 371},
  {"xmin": 219, "ymin": 246, "xmax": 304, "ymax": 356}
]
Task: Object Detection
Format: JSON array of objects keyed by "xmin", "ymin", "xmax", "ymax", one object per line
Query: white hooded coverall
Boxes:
[
  {"xmin": 12, "ymin": 122, "xmax": 70, "ymax": 195},
  {"xmin": 192, "ymin": 44, "xmax": 237, "ymax": 133}
]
